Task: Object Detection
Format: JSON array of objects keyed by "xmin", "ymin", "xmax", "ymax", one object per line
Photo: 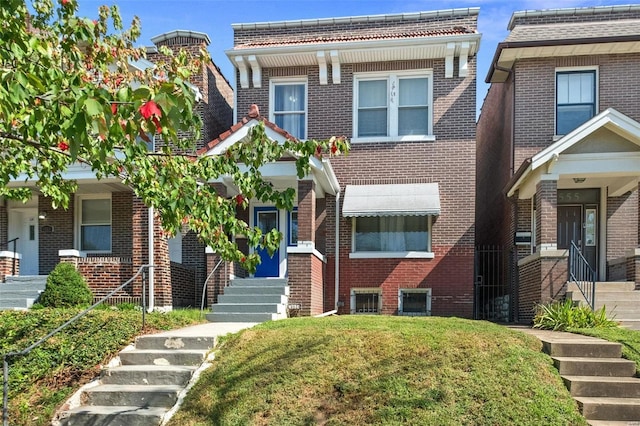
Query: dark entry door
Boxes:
[{"xmin": 557, "ymin": 204, "xmax": 597, "ymax": 271}]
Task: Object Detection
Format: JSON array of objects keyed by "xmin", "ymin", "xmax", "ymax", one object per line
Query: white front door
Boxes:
[{"xmin": 8, "ymin": 208, "xmax": 39, "ymax": 275}]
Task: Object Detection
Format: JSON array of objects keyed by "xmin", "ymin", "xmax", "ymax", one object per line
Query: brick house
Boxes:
[
  {"xmin": 202, "ymin": 8, "xmax": 479, "ymax": 317},
  {"xmin": 0, "ymin": 30, "xmax": 233, "ymax": 309},
  {"xmin": 477, "ymin": 5, "xmax": 640, "ymax": 322}
]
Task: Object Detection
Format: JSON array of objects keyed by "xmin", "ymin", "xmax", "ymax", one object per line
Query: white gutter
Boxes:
[
  {"xmin": 148, "ymin": 206, "xmax": 155, "ymax": 311},
  {"xmin": 335, "ymin": 191, "xmax": 340, "ymax": 311}
]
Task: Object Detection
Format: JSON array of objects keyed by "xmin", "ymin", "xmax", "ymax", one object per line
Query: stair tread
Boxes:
[
  {"xmin": 88, "ymin": 384, "xmax": 183, "ymax": 392},
  {"xmin": 106, "ymin": 365, "xmax": 197, "ymax": 372},
  {"xmin": 553, "ymin": 357, "xmax": 635, "ymax": 363},
  {"xmin": 64, "ymin": 405, "xmax": 167, "ymax": 414},
  {"xmin": 575, "ymin": 396, "xmax": 640, "ymax": 404},
  {"xmin": 123, "ymin": 349, "xmax": 208, "ymax": 354},
  {"xmin": 563, "ymin": 376, "xmax": 640, "ymax": 383}
]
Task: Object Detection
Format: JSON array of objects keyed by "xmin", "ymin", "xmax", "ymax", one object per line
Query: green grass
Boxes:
[
  {"xmin": 169, "ymin": 316, "xmax": 586, "ymax": 426},
  {"xmin": 571, "ymin": 326, "xmax": 640, "ymax": 373},
  {"xmin": 0, "ymin": 307, "xmax": 205, "ymax": 426}
]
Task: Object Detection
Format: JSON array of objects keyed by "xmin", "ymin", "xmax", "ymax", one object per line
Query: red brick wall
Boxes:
[
  {"xmin": 0, "ymin": 256, "xmax": 19, "ymax": 282},
  {"xmin": 510, "ymin": 8, "xmax": 640, "ymax": 28},
  {"xmin": 297, "ymin": 180, "xmax": 315, "ymax": 242},
  {"xmin": 170, "ymin": 261, "xmax": 197, "ymax": 307},
  {"xmin": 39, "ymin": 195, "xmax": 74, "ymax": 274},
  {"xmin": 0, "ymin": 204, "xmax": 7, "ymax": 244},
  {"xmin": 607, "ymin": 191, "xmax": 639, "ymax": 261},
  {"xmin": 517, "ymin": 253, "xmax": 569, "ymax": 324},
  {"xmin": 288, "ymin": 253, "xmax": 325, "ymax": 316},
  {"xmin": 536, "ymin": 181, "xmax": 557, "ymax": 248}
]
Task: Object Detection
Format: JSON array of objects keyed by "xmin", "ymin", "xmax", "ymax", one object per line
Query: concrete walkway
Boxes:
[
  {"xmin": 153, "ymin": 321, "xmax": 259, "ymax": 338},
  {"xmin": 510, "ymin": 325, "xmax": 612, "ymax": 344}
]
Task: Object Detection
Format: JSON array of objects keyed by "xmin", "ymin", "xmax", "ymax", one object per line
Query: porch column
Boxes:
[
  {"xmin": 536, "ymin": 179, "xmax": 558, "ymax": 250},
  {"xmin": 628, "ymin": 185, "xmax": 640, "ymax": 283},
  {"xmin": 288, "ymin": 180, "xmax": 324, "ymax": 315},
  {"xmin": 205, "ymin": 183, "xmax": 231, "ymax": 307}
]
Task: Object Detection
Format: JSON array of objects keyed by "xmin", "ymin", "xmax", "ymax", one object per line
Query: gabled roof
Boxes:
[
  {"xmin": 197, "ymin": 105, "xmax": 340, "ymax": 196},
  {"xmin": 197, "ymin": 105, "xmax": 297, "ymax": 156},
  {"xmin": 506, "ymin": 108, "xmax": 640, "ymax": 197}
]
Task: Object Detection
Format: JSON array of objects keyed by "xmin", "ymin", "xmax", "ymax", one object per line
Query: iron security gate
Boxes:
[{"xmin": 474, "ymin": 246, "xmax": 514, "ymax": 322}]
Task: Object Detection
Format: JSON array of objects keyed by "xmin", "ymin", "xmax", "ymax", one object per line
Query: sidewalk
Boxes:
[
  {"xmin": 153, "ymin": 321, "xmax": 259, "ymax": 338},
  {"xmin": 509, "ymin": 325, "xmax": 612, "ymax": 344}
]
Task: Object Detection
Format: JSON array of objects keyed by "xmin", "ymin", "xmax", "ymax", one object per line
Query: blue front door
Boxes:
[{"xmin": 254, "ymin": 207, "xmax": 279, "ymax": 277}]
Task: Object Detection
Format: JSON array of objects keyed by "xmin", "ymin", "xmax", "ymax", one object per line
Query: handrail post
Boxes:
[
  {"xmin": 142, "ymin": 267, "xmax": 147, "ymax": 330},
  {"xmin": 11, "ymin": 239, "xmax": 16, "ymax": 277}
]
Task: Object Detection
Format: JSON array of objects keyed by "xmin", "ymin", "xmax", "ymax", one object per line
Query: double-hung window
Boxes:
[
  {"xmin": 354, "ymin": 71, "xmax": 432, "ymax": 142},
  {"xmin": 353, "ymin": 216, "xmax": 431, "ymax": 254},
  {"xmin": 77, "ymin": 195, "xmax": 112, "ymax": 252},
  {"xmin": 556, "ymin": 69, "xmax": 597, "ymax": 135},
  {"xmin": 271, "ymin": 79, "xmax": 307, "ymax": 139}
]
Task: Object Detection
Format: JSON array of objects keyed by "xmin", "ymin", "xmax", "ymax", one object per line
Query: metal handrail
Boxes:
[
  {"xmin": 0, "ymin": 238, "xmax": 19, "ymax": 277},
  {"xmin": 200, "ymin": 258, "xmax": 223, "ymax": 317},
  {"xmin": 568, "ymin": 241, "xmax": 596, "ymax": 310},
  {"xmin": 2, "ymin": 264, "xmax": 154, "ymax": 426}
]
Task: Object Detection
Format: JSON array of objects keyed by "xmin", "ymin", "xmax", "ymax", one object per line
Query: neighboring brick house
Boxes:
[
  {"xmin": 0, "ymin": 30, "xmax": 233, "ymax": 309},
  {"xmin": 202, "ymin": 8, "xmax": 479, "ymax": 317},
  {"xmin": 477, "ymin": 5, "xmax": 640, "ymax": 322}
]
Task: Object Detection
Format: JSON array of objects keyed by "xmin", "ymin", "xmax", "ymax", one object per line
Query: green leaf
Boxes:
[{"xmin": 84, "ymin": 98, "xmax": 103, "ymax": 117}]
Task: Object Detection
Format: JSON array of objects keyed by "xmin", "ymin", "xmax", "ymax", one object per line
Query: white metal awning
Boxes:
[{"xmin": 342, "ymin": 183, "xmax": 440, "ymax": 217}]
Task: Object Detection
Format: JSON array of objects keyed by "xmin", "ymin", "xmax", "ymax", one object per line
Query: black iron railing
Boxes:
[
  {"xmin": 568, "ymin": 241, "xmax": 596, "ymax": 310},
  {"xmin": 0, "ymin": 238, "xmax": 19, "ymax": 277},
  {"xmin": 2, "ymin": 264, "xmax": 153, "ymax": 426}
]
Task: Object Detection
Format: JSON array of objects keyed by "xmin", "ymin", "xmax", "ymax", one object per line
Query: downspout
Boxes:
[
  {"xmin": 334, "ymin": 192, "xmax": 340, "ymax": 311},
  {"xmin": 148, "ymin": 206, "xmax": 155, "ymax": 311}
]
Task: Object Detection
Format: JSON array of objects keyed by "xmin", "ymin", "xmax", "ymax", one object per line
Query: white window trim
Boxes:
[
  {"xmin": 398, "ymin": 288, "xmax": 432, "ymax": 316},
  {"xmin": 75, "ymin": 193, "xmax": 112, "ymax": 254},
  {"xmin": 350, "ymin": 287, "xmax": 382, "ymax": 314},
  {"xmin": 554, "ymin": 66, "xmax": 599, "ymax": 138},
  {"xmin": 269, "ymin": 77, "xmax": 308, "ymax": 140},
  {"xmin": 349, "ymin": 216, "xmax": 434, "ymax": 259},
  {"xmin": 352, "ymin": 70, "xmax": 434, "ymax": 143}
]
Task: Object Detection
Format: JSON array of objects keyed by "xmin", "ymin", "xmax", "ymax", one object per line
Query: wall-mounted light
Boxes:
[
  {"xmin": 38, "ymin": 211, "xmax": 47, "ymax": 220},
  {"xmin": 573, "ymin": 177, "xmax": 586, "ymax": 184}
]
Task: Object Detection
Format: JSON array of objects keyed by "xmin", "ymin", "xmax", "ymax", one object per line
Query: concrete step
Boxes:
[
  {"xmin": 588, "ymin": 421, "xmax": 640, "ymax": 426},
  {"xmin": 589, "ymin": 292, "xmax": 640, "ymax": 301},
  {"xmin": 552, "ymin": 357, "xmax": 636, "ymax": 377},
  {"xmin": 563, "ymin": 376, "xmax": 640, "ymax": 398},
  {"xmin": 229, "ymin": 278, "xmax": 287, "ymax": 287},
  {"xmin": 576, "ymin": 397, "xmax": 640, "ymax": 421},
  {"xmin": 212, "ymin": 303, "xmax": 285, "ymax": 314},
  {"xmin": 567, "ymin": 282, "xmax": 637, "ymax": 292},
  {"xmin": 543, "ymin": 341, "xmax": 622, "ymax": 358},
  {"xmin": 59, "ymin": 405, "xmax": 166, "ymax": 426},
  {"xmin": 119, "ymin": 349, "xmax": 207, "ymax": 366},
  {"xmin": 83, "ymin": 384, "xmax": 182, "ymax": 407},
  {"xmin": 0, "ymin": 298, "xmax": 36, "ymax": 309},
  {"xmin": 134, "ymin": 335, "xmax": 215, "ymax": 351},
  {"xmin": 218, "ymin": 294, "xmax": 288, "ymax": 304},
  {"xmin": 206, "ymin": 312, "xmax": 283, "ymax": 323},
  {"xmin": 101, "ymin": 365, "xmax": 197, "ymax": 386},
  {"xmin": 620, "ymin": 320, "xmax": 640, "ymax": 330},
  {"xmin": 223, "ymin": 285, "xmax": 290, "ymax": 296},
  {"xmin": 0, "ymin": 284, "xmax": 45, "ymax": 293}
]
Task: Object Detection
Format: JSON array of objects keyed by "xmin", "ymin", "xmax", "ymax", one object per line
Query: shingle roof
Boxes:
[
  {"xmin": 506, "ymin": 19, "xmax": 640, "ymax": 43},
  {"xmin": 197, "ymin": 105, "xmax": 297, "ymax": 155},
  {"xmin": 234, "ymin": 27, "xmax": 476, "ymax": 49}
]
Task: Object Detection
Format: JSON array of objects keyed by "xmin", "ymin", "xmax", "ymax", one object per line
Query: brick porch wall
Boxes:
[
  {"xmin": 287, "ymin": 252, "xmax": 325, "ymax": 316},
  {"xmin": 0, "ymin": 255, "xmax": 19, "ymax": 282},
  {"xmin": 517, "ymin": 252, "xmax": 569, "ymax": 323},
  {"xmin": 171, "ymin": 261, "xmax": 197, "ymax": 307}
]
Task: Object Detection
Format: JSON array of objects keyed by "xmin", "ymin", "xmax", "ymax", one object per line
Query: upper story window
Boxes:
[
  {"xmin": 270, "ymin": 79, "xmax": 307, "ymax": 139},
  {"xmin": 556, "ymin": 69, "xmax": 597, "ymax": 135},
  {"xmin": 77, "ymin": 195, "xmax": 112, "ymax": 252},
  {"xmin": 354, "ymin": 71, "xmax": 433, "ymax": 142}
]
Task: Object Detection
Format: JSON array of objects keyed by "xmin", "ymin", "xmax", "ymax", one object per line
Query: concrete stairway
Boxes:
[
  {"xmin": 0, "ymin": 275, "xmax": 47, "ymax": 310},
  {"xmin": 56, "ymin": 334, "xmax": 215, "ymax": 426},
  {"xmin": 206, "ymin": 278, "xmax": 289, "ymax": 322},
  {"xmin": 536, "ymin": 330, "xmax": 640, "ymax": 424},
  {"xmin": 567, "ymin": 281, "xmax": 640, "ymax": 329}
]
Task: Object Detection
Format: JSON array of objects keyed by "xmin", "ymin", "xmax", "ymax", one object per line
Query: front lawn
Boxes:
[{"xmin": 169, "ymin": 316, "xmax": 586, "ymax": 425}]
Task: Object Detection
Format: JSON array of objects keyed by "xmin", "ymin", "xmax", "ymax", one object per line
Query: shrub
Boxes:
[
  {"xmin": 39, "ymin": 263, "xmax": 93, "ymax": 308},
  {"xmin": 533, "ymin": 299, "xmax": 618, "ymax": 331}
]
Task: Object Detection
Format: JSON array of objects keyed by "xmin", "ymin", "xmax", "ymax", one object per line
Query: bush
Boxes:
[
  {"xmin": 533, "ymin": 299, "xmax": 618, "ymax": 331},
  {"xmin": 39, "ymin": 263, "xmax": 93, "ymax": 308}
]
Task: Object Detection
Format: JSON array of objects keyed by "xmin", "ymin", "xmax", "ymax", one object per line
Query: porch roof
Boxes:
[
  {"xmin": 506, "ymin": 108, "xmax": 640, "ymax": 199},
  {"xmin": 342, "ymin": 183, "xmax": 440, "ymax": 217}
]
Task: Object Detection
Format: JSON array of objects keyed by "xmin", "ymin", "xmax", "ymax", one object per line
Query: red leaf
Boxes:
[
  {"xmin": 111, "ymin": 103, "xmax": 117, "ymax": 115},
  {"xmin": 139, "ymin": 100, "xmax": 161, "ymax": 120},
  {"xmin": 58, "ymin": 141, "xmax": 69, "ymax": 151}
]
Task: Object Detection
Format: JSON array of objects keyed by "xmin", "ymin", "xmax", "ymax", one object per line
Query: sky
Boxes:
[{"xmin": 77, "ymin": 0, "xmax": 630, "ymax": 118}]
